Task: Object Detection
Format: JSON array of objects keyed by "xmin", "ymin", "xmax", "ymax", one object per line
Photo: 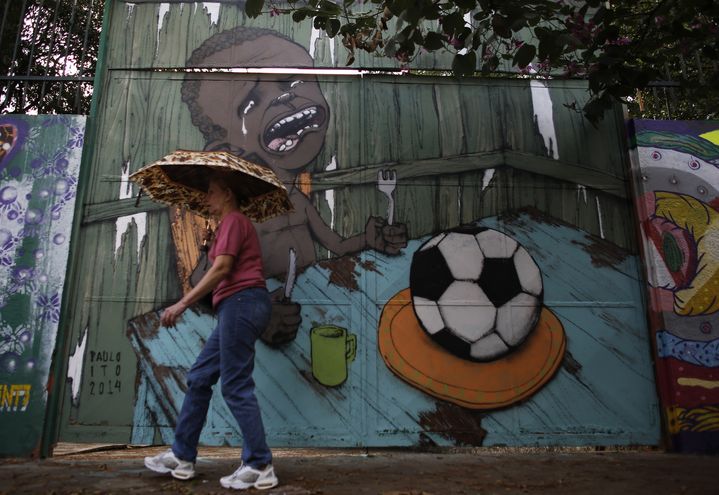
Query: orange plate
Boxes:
[{"xmin": 378, "ymin": 289, "xmax": 566, "ymax": 410}]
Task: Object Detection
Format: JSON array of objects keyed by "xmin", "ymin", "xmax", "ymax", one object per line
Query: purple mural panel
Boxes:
[{"xmin": 0, "ymin": 115, "xmax": 85, "ymax": 457}]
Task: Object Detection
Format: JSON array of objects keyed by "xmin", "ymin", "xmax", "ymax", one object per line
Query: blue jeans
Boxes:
[{"xmin": 172, "ymin": 287, "xmax": 272, "ymax": 468}]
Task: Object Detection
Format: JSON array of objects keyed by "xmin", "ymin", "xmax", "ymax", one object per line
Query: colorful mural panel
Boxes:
[
  {"xmin": 0, "ymin": 115, "xmax": 85, "ymax": 456},
  {"xmin": 629, "ymin": 120, "xmax": 719, "ymax": 453},
  {"xmin": 53, "ymin": 1, "xmax": 660, "ymax": 450}
]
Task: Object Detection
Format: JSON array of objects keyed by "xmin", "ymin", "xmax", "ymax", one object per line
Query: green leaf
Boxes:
[
  {"xmin": 314, "ymin": 16, "xmax": 327, "ymax": 30},
  {"xmin": 513, "ymin": 43, "xmax": 536, "ymax": 68},
  {"xmin": 292, "ymin": 8, "xmax": 310, "ymax": 22},
  {"xmin": 327, "ymin": 18, "xmax": 341, "ymax": 38},
  {"xmin": 245, "ymin": 0, "xmax": 264, "ymax": 18},
  {"xmin": 492, "ymin": 15, "xmax": 512, "ymax": 38},
  {"xmin": 423, "ymin": 31, "xmax": 446, "ymax": 51},
  {"xmin": 454, "ymin": 0, "xmax": 476, "ymax": 9},
  {"xmin": 339, "ymin": 22, "xmax": 357, "ymax": 35},
  {"xmin": 452, "ymin": 51, "xmax": 477, "ymax": 76},
  {"xmin": 442, "ymin": 12, "xmax": 465, "ymax": 36},
  {"xmin": 319, "ymin": 0, "xmax": 343, "ymax": 15}
]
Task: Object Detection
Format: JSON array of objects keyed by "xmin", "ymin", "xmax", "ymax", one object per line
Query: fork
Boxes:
[{"xmin": 377, "ymin": 169, "xmax": 397, "ymax": 225}]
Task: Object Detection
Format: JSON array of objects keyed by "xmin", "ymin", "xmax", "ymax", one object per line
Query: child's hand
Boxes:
[
  {"xmin": 260, "ymin": 288, "xmax": 302, "ymax": 347},
  {"xmin": 365, "ymin": 216, "xmax": 408, "ymax": 255}
]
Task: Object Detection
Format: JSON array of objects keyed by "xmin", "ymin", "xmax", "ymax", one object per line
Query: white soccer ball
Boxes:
[{"xmin": 409, "ymin": 225, "xmax": 543, "ymax": 362}]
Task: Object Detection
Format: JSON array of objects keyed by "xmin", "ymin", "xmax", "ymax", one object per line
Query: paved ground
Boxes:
[{"xmin": 1, "ymin": 444, "xmax": 718, "ymax": 494}]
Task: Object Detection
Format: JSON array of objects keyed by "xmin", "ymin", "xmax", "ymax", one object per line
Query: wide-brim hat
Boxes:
[
  {"xmin": 378, "ymin": 289, "xmax": 566, "ymax": 409},
  {"xmin": 129, "ymin": 150, "xmax": 292, "ymax": 222}
]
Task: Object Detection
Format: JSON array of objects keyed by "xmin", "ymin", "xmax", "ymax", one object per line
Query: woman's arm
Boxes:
[{"xmin": 160, "ymin": 254, "xmax": 234, "ymax": 327}]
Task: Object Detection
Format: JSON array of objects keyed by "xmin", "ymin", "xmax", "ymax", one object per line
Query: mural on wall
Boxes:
[
  {"xmin": 0, "ymin": 115, "xmax": 84, "ymax": 456},
  {"xmin": 57, "ymin": 1, "xmax": 659, "ymax": 449},
  {"xmin": 630, "ymin": 120, "xmax": 719, "ymax": 453}
]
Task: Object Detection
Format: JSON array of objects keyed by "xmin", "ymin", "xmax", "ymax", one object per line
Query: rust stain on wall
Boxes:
[
  {"xmin": 318, "ymin": 256, "xmax": 361, "ymax": 291},
  {"xmin": 126, "ymin": 312, "xmax": 161, "ymax": 340},
  {"xmin": 572, "ymin": 235, "xmax": 628, "ymax": 268},
  {"xmin": 418, "ymin": 402, "xmax": 487, "ymax": 447}
]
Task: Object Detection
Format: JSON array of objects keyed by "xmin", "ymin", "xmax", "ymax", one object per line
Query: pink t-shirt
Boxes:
[{"xmin": 209, "ymin": 211, "xmax": 266, "ymax": 307}]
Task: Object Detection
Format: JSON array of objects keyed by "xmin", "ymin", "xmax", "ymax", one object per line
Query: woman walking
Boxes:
[{"xmin": 144, "ymin": 173, "xmax": 277, "ymax": 491}]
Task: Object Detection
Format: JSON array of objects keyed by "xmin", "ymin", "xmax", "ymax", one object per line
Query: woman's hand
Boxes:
[{"xmin": 161, "ymin": 300, "xmax": 189, "ymax": 328}]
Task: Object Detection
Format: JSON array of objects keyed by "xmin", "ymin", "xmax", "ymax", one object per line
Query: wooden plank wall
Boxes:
[{"xmin": 56, "ymin": 1, "xmax": 640, "ymax": 442}]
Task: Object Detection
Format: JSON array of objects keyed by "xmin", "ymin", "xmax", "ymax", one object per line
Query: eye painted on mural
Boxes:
[
  {"xmin": 651, "ymin": 150, "xmax": 662, "ymax": 160},
  {"xmin": 237, "ymin": 87, "xmax": 261, "ymax": 118},
  {"xmin": 241, "ymin": 99, "xmax": 256, "ymax": 115},
  {"xmin": 688, "ymin": 158, "xmax": 701, "ymax": 170}
]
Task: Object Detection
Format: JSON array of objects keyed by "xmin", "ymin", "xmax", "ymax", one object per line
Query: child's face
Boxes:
[{"xmin": 196, "ymin": 35, "xmax": 330, "ymax": 173}]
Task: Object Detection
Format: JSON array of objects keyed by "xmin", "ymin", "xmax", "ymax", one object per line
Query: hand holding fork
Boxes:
[{"xmin": 377, "ymin": 169, "xmax": 397, "ymax": 225}]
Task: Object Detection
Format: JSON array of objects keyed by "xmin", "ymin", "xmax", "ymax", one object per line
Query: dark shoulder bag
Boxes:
[{"xmin": 189, "ymin": 221, "xmax": 214, "ymax": 311}]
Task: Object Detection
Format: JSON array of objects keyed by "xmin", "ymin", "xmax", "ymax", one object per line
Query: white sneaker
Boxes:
[
  {"xmin": 220, "ymin": 463, "xmax": 279, "ymax": 490},
  {"xmin": 144, "ymin": 449, "xmax": 196, "ymax": 480}
]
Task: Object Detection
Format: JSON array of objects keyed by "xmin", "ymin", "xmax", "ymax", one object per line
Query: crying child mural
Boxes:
[{"xmin": 179, "ymin": 27, "xmax": 407, "ymax": 345}]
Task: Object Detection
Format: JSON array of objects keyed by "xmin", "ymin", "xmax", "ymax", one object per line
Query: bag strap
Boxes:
[{"xmin": 201, "ymin": 219, "xmax": 213, "ymax": 252}]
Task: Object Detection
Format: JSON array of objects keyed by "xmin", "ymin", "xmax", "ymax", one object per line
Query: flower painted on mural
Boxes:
[
  {"xmin": 66, "ymin": 126, "xmax": 85, "ymax": 149},
  {"xmin": 0, "ymin": 228, "xmax": 18, "ymax": 267},
  {"xmin": 18, "ymin": 207, "xmax": 46, "ymax": 238},
  {"xmin": 7, "ymin": 266, "xmax": 38, "ymax": 295},
  {"xmin": 48, "ymin": 176, "xmax": 79, "ymax": 220},
  {"xmin": 0, "ymin": 322, "xmax": 32, "ymax": 356},
  {"xmin": 37, "ymin": 291, "xmax": 61, "ymax": 323},
  {"xmin": 0, "ymin": 185, "xmax": 25, "ymax": 222},
  {"xmin": 29, "ymin": 150, "xmax": 71, "ymax": 179}
]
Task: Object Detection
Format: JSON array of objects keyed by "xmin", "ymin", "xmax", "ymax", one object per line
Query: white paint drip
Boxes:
[
  {"xmin": 310, "ymin": 25, "xmax": 320, "ymax": 61},
  {"xmin": 482, "ymin": 169, "xmax": 495, "ymax": 191},
  {"xmin": 530, "ymin": 79, "xmax": 559, "ymax": 159},
  {"xmin": 203, "ymin": 3, "xmax": 220, "ymax": 25},
  {"xmin": 329, "ymin": 34, "xmax": 335, "ymax": 65},
  {"xmin": 458, "ymin": 13, "xmax": 472, "ymax": 55},
  {"xmin": 157, "ymin": 3, "xmax": 170, "ymax": 47},
  {"xmin": 116, "ymin": 162, "xmax": 147, "ymax": 259},
  {"xmin": 595, "ymin": 196, "xmax": 605, "ymax": 239},
  {"xmin": 325, "ymin": 155, "xmax": 337, "ymax": 230},
  {"xmin": 67, "ymin": 328, "xmax": 88, "ymax": 405},
  {"xmin": 241, "ymin": 100, "xmax": 255, "ymax": 136},
  {"xmin": 577, "ymin": 184, "xmax": 587, "ymax": 203},
  {"xmin": 457, "ymin": 184, "xmax": 462, "ymax": 218},
  {"xmin": 126, "ymin": 3, "xmax": 136, "ymax": 18},
  {"xmin": 309, "ymin": 25, "xmax": 335, "ymax": 65}
]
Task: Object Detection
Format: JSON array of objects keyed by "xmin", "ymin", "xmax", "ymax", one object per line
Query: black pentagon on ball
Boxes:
[
  {"xmin": 431, "ymin": 327, "xmax": 472, "ymax": 360},
  {"xmin": 478, "ymin": 257, "xmax": 522, "ymax": 307},
  {"xmin": 409, "ymin": 245, "xmax": 455, "ymax": 301},
  {"xmin": 448, "ymin": 224, "xmax": 489, "ymax": 236}
]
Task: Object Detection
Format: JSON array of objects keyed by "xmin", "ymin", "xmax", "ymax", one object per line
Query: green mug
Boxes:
[{"xmin": 310, "ymin": 325, "xmax": 357, "ymax": 387}]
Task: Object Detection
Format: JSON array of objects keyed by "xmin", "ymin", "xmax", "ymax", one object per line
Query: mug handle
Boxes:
[{"xmin": 346, "ymin": 333, "xmax": 357, "ymax": 363}]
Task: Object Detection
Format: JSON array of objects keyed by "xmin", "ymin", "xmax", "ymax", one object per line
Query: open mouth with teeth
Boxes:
[{"xmin": 264, "ymin": 105, "xmax": 326, "ymax": 153}]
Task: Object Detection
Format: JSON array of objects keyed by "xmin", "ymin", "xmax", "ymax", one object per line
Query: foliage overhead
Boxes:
[
  {"xmin": 246, "ymin": 0, "xmax": 719, "ymax": 122},
  {"xmin": 0, "ymin": 0, "xmax": 103, "ymax": 114}
]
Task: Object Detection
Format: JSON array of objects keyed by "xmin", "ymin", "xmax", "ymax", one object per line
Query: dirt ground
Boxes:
[{"xmin": 1, "ymin": 444, "xmax": 718, "ymax": 494}]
